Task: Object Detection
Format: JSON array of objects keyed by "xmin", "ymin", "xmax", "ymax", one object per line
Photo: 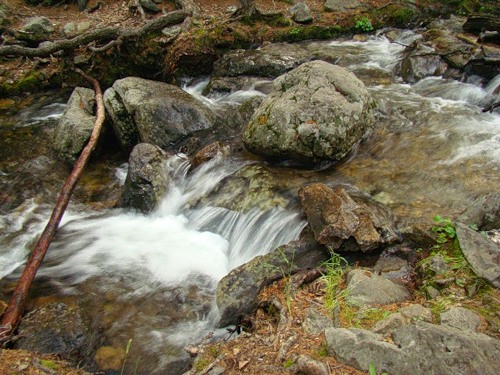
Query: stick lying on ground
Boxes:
[{"xmin": 0, "ymin": 69, "xmax": 105, "ymax": 346}]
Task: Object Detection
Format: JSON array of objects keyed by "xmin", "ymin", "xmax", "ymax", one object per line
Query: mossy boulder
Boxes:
[{"xmin": 243, "ymin": 60, "xmax": 376, "ymax": 165}]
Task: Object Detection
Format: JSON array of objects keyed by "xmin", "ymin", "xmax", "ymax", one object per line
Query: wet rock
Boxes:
[
  {"xmin": 216, "ymin": 230, "xmax": 329, "ymax": 327},
  {"xmin": 243, "ymin": 61, "xmax": 375, "ymax": 165},
  {"xmin": 298, "ymin": 183, "xmax": 400, "ymax": 252},
  {"xmin": 326, "ymin": 321, "xmax": 500, "ymax": 374},
  {"xmin": 15, "ymin": 302, "xmax": 98, "ymax": 367},
  {"xmin": 197, "ymin": 163, "xmax": 295, "ymax": 212},
  {"xmin": 440, "ymin": 306, "xmax": 481, "ymax": 332},
  {"xmin": 455, "ymin": 223, "xmax": 500, "ymax": 288},
  {"xmin": 296, "ymin": 354, "xmax": 329, "ymax": 375},
  {"xmin": 345, "ymin": 269, "xmax": 410, "ymax": 307},
  {"xmin": 424, "ymin": 29, "xmax": 478, "ymax": 70},
  {"xmin": 190, "ymin": 141, "xmax": 226, "ymax": 170},
  {"xmin": 122, "ymin": 143, "xmax": 170, "ymax": 213},
  {"xmin": 212, "ymin": 43, "xmax": 311, "ymax": 79},
  {"xmin": 94, "ymin": 346, "xmax": 125, "ymax": 371},
  {"xmin": 203, "ymin": 76, "xmax": 273, "ymax": 96},
  {"xmin": 18, "ymin": 16, "xmax": 55, "ymax": 44},
  {"xmin": 104, "ymin": 77, "xmax": 216, "ymax": 152},
  {"xmin": 212, "ymin": 95, "xmax": 265, "ymax": 137},
  {"xmin": 290, "ymin": 2, "xmax": 312, "ymax": 24},
  {"xmin": 463, "ymin": 15, "xmax": 500, "ymax": 34},
  {"xmin": 398, "ymin": 43, "xmax": 448, "ymax": 83},
  {"xmin": 51, "ymin": 87, "xmax": 96, "ymax": 164}
]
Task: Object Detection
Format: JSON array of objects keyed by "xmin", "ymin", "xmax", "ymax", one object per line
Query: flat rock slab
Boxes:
[
  {"xmin": 345, "ymin": 269, "xmax": 410, "ymax": 307},
  {"xmin": 326, "ymin": 321, "xmax": 500, "ymax": 374}
]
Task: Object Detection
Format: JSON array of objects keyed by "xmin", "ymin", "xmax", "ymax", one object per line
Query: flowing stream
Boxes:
[{"xmin": 0, "ymin": 31, "xmax": 499, "ymax": 373}]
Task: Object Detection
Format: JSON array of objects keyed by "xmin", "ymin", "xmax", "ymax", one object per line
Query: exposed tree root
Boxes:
[{"xmin": 0, "ymin": 10, "xmax": 188, "ymax": 58}]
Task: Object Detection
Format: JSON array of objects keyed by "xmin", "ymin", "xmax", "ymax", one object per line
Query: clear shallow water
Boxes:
[{"xmin": 1, "ymin": 32, "xmax": 499, "ymax": 373}]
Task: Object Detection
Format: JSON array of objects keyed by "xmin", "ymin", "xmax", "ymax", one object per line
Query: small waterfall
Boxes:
[{"xmin": 36, "ymin": 154, "xmax": 305, "ymax": 289}]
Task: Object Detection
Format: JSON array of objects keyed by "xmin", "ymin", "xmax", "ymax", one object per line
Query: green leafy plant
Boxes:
[
  {"xmin": 369, "ymin": 363, "xmax": 389, "ymax": 375},
  {"xmin": 432, "ymin": 215, "xmax": 456, "ymax": 244},
  {"xmin": 354, "ymin": 17, "xmax": 374, "ymax": 32}
]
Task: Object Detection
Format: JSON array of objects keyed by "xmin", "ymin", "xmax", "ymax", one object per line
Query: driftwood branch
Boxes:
[
  {"xmin": 0, "ymin": 10, "xmax": 188, "ymax": 58},
  {"xmin": 0, "ymin": 69, "xmax": 105, "ymax": 346}
]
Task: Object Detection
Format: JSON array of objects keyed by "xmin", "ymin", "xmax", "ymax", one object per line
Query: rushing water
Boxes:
[{"xmin": 1, "ymin": 31, "xmax": 499, "ymax": 373}]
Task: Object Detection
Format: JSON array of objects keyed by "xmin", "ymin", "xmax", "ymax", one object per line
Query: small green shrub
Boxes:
[
  {"xmin": 354, "ymin": 17, "xmax": 374, "ymax": 32},
  {"xmin": 432, "ymin": 215, "xmax": 456, "ymax": 244}
]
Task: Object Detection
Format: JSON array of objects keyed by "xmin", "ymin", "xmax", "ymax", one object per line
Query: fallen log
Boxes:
[
  {"xmin": 0, "ymin": 10, "xmax": 188, "ymax": 58},
  {"xmin": 0, "ymin": 69, "xmax": 105, "ymax": 346}
]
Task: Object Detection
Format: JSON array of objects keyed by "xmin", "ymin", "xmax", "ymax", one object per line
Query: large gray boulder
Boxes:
[
  {"xmin": 52, "ymin": 87, "xmax": 96, "ymax": 164},
  {"xmin": 104, "ymin": 77, "xmax": 216, "ymax": 152},
  {"xmin": 122, "ymin": 143, "xmax": 170, "ymax": 213},
  {"xmin": 216, "ymin": 230, "xmax": 329, "ymax": 327},
  {"xmin": 456, "ymin": 223, "xmax": 500, "ymax": 288},
  {"xmin": 326, "ymin": 321, "xmax": 500, "ymax": 374},
  {"xmin": 243, "ymin": 61, "xmax": 375, "ymax": 165},
  {"xmin": 298, "ymin": 183, "xmax": 400, "ymax": 252}
]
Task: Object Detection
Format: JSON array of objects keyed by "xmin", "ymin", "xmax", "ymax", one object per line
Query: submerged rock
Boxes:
[
  {"xmin": 326, "ymin": 321, "xmax": 500, "ymax": 374},
  {"xmin": 104, "ymin": 77, "xmax": 216, "ymax": 152},
  {"xmin": 122, "ymin": 143, "xmax": 170, "ymax": 213},
  {"xmin": 15, "ymin": 302, "xmax": 98, "ymax": 368},
  {"xmin": 51, "ymin": 87, "xmax": 96, "ymax": 164},
  {"xmin": 298, "ymin": 183, "xmax": 400, "ymax": 252},
  {"xmin": 243, "ymin": 61, "xmax": 375, "ymax": 165}
]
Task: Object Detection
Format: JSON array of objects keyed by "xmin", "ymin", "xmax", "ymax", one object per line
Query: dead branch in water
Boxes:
[{"xmin": 0, "ymin": 69, "xmax": 105, "ymax": 347}]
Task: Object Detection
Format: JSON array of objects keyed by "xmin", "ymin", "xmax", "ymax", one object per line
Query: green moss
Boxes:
[
  {"xmin": 39, "ymin": 359, "xmax": 57, "ymax": 369},
  {"xmin": 0, "ymin": 71, "xmax": 44, "ymax": 97},
  {"xmin": 390, "ymin": 8, "xmax": 419, "ymax": 25},
  {"xmin": 278, "ymin": 25, "xmax": 344, "ymax": 42}
]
